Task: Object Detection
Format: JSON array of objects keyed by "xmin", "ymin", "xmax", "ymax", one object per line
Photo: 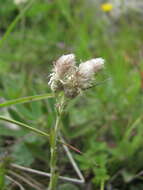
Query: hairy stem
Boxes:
[{"xmin": 48, "ymin": 96, "xmax": 65, "ymax": 190}]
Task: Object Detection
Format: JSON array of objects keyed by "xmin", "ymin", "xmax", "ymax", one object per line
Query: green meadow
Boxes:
[{"xmin": 0, "ymin": 1, "xmax": 143, "ymax": 189}]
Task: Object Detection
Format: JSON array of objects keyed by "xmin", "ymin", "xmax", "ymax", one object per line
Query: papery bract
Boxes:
[{"xmin": 48, "ymin": 55, "xmax": 105, "ymax": 98}]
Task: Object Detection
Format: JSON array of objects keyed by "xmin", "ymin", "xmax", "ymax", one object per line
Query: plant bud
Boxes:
[
  {"xmin": 55, "ymin": 54, "xmax": 75, "ymax": 78},
  {"xmin": 78, "ymin": 58, "xmax": 105, "ymax": 89},
  {"xmin": 79, "ymin": 58, "xmax": 104, "ymax": 77}
]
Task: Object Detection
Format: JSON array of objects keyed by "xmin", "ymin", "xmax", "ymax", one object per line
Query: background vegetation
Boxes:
[{"xmin": 0, "ymin": 0, "xmax": 143, "ymax": 189}]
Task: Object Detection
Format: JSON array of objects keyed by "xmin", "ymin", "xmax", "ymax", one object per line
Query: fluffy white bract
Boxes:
[
  {"xmin": 78, "ymin": 58, "xmax": 104, "ymax": 89},
  {"xmin": 56, "ymin": 54, "xmax": 75, "ymax": 67},
  {"xmin": 55, "ymin": 54, "xmax": 76, "ymax": 78},
  {"xmin": 79, "ymin": 58, "xmax": 104, "ymax": 77},
  {"xmin": 48, "ymin": 54, "xmax": 105, "ymax": 98}
]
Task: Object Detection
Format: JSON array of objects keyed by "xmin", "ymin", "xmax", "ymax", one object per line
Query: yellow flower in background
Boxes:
[{"xmin": 101, "ymin": 3, "xmax": 113, "ymax": 12}]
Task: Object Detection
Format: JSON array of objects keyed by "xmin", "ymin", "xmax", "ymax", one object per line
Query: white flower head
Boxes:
[
  {"xmin": 78, "ymin": 58, "xmax": 104, "ymax": 89},
  {"xmin": 79, "ymin": 58, "xmax": 104, "ymax": 77},
  {"xmin": 48, "ymin": 55, "xmax": 105, "ymax": 98},
  {"xmin": 14, "ymin": 0, "xmax": 27, "ymax": 5},
  {"xmin": 55, "ymin": 54, "xmax": 76, "ymax": 78},
  {"xmin": 48, "ymin": 54, "xmax": 76, "ymax": 93}
]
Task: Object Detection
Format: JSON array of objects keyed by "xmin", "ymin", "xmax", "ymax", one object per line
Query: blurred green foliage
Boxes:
[{"xmin": 0, "ymin": 0, "xmax": 143, "ymax": 189}]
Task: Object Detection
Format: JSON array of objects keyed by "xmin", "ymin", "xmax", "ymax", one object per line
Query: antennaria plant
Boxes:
[
  {"xmin": 0, "ymin": 53, "xmax": 105, "ymax": 190},
  {"xmin": 47, "ymin": 54, "xmax": 104, "ymax": 189}
]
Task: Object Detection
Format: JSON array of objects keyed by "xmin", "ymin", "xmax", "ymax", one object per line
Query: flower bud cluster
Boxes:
[{"xmin": 48, "ymin": 54, "xmax": 104, "ymax": 98}]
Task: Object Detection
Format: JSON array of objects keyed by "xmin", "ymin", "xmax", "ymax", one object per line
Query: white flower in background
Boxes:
[
  {"xmin": 14, "ymin": 0, "xmax": 27, "ymax": 5},
  {"xmin": 48, "ymin": 54, "xmax": 105, "ymax": 98}
]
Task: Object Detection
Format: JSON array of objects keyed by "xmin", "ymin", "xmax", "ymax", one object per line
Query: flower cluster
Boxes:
[{"xmin": 48, "ymin": 54, "xmax": 104, "ymax": 98}]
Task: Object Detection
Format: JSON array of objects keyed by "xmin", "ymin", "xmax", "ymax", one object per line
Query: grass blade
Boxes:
[
  {"xmin": 0, "ymin": 0, "xmax": 35, "ymax": 48},
  {"xmin": 0, "ymin": 116, "xmax": 49, "ymax": 138},
  {"xmin": 0, "ymin": 93, "xmax": 53, "ymax": 108}
]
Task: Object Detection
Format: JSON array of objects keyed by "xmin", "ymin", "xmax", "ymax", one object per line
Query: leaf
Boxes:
[
  {"xmin": 121, "ymin": 170, "xmax": 135, "ymax": 183},
  {"xmin": 0, "ymin": 124, "xmax": 27, "ymax": 137},
  {"xmin": 0, "ymin": 116, "xmax": 49, "ymax": 138},
  {"xmin": 12, "ymin": 143, "xmax": 34, "ymax": 166},
  {"xmin": 0, "ymin": 93, "xmax": 54, "ymax": 108}
]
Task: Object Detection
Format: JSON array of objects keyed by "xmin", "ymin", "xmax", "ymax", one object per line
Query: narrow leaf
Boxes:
[
  {"xmin": 0, "ymin": 116, "xmax": 81, "ymax": 153},
  {"xmin": 0, "ymin": 116, "xmax": 49, "ymax": 138},
  {"xmin": 0, "ymin": 93, "xmax": 53, "ymax": 108},
  {"xmin": 0, "ymin": 0, "xmax": 35, "ymax": 48}
]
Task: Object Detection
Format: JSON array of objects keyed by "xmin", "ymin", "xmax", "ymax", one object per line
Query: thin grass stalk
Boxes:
[
  {"xmin": 0, "ymin": 0, "xmax": 35, "ymax": 48},
  {"xmin": 8, "ymin": 171, "xmax": 40, "ymax": 190},
  {"xmin": 6, "ymin": 175, "xmax": 25, "ymax": 190}
]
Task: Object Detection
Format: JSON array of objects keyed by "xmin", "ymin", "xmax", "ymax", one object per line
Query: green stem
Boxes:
[
  {"xmin": 0, "ymin": 93, "xmax": 53, "ymax": 108},
  {"xmin": 48, "ymin": 115, "xmax": 61, "ymax": 190},
  {"xmin": 48, "ymin": 96, "xmax": 65, "ymax": 190},
  {"xmin": 100, "ymin": 180, "xmax": 105, "ymax": 190}
]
